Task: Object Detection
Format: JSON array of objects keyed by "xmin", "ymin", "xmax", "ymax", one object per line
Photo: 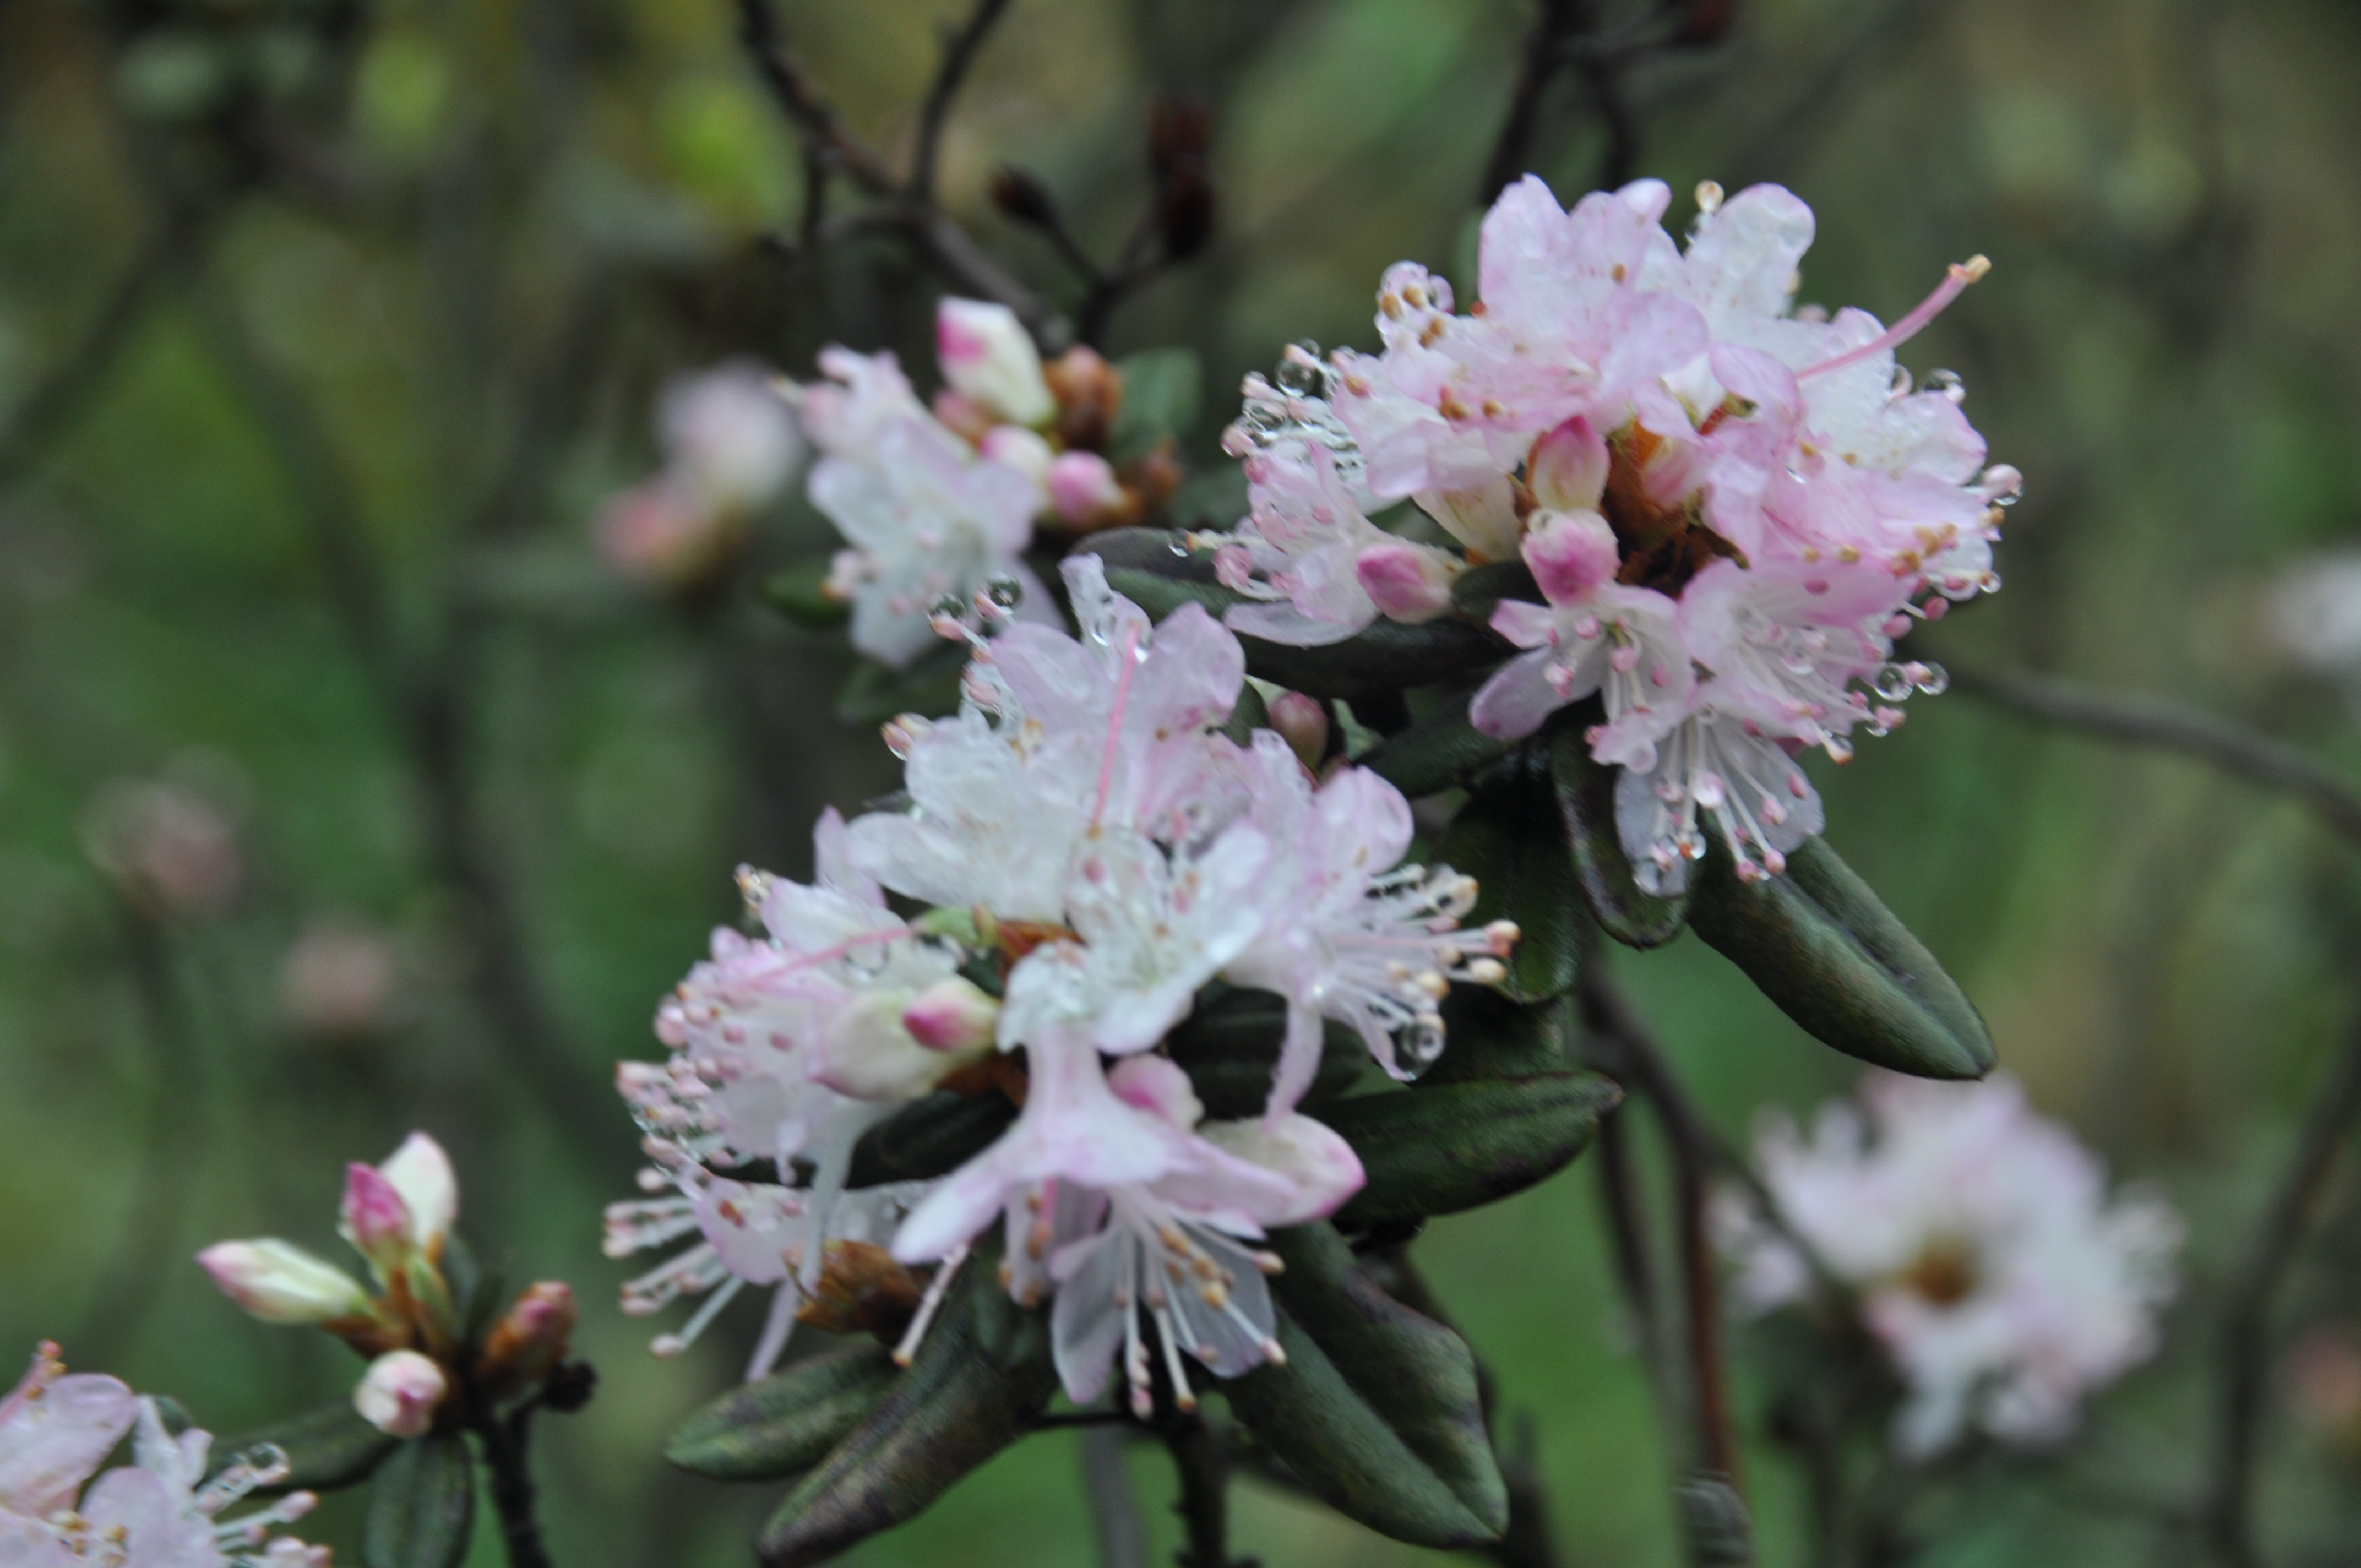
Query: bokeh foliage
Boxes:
[{"xmin": 7, "ymin": 0, "xmax": 2361, "ymax": 1562}]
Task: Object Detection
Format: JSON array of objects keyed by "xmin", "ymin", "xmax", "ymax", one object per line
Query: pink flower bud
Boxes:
[
  {"xmin": 901, "ymin": 976, "xmax": 1001, "ymax": 1052},
  {"xmin": 1266, "ymin": 691, "xmax": 1329, "ymax": 770},
  {"xmin": 978, "ymin": 424, "xmax": 1055, "ymax": 489},
  {"xmin": 339, "ymin": 1163, "xmax": 414, "ymax": 1276},
  {"xmin": 594, "ymin": 478, "xmax": 744, "ymax": 589},
  {"xmin": 81, "ymin": 778, "xmax": 241, "ymax": 919},
  {"xmin": 1197, "ymin": 1113, "xmax": 1365, "ymax": 1224},
  {"xmin": 812, "ymin": 992, "xmax": 978, "ymax": 1101},
  {"xmin": 478, "ymin": 1281, "xmax": 578, "ymax": 1390},
  {"xmin": 1047, "ymin": 450, "xmax": 1125, "ymax": 525},
  {"xmin": 1108, "ymin": 1055, "xmax": 1203, "ymax": 1131},
  {"xmin": 1528, "ymin": 415, "xmax": 1610, "ymax": 514},
  {"xmin": 1354, "ymin": 543, "xmax": 1459, "ymax": 623},
  {"xmin": 278, "ymin": 919, "xmax": 396, "ymax": 1041},
  {"xmin": 1415, "ymin": 478, "xmax": 1522, "ymax": 562},
  {"xmin": 1522, "ymin": 510, "xmax": 1622, "ymax": 605},
  {"xmin": 197, "ymin": 1240, "xmax": 372, "ymax": 1325},
  {"xmin": 937, "ymin": 299, "xmax": 1054, "ymax": 427},
  {"xmin": 378, "ymin": 1133, "xmax": 458, "ymax": 1255},
  {"xmin": 352, "ymin": 1350, "xmax": 445, "ymax": 1438}
]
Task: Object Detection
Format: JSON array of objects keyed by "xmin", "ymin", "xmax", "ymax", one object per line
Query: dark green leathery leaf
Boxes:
[
  {"xmin": 1687, "ymin": 832, "xmax": 1995, "ymax": 1080},
  {"xmin": 1224, "ymin": 1224, "xmax": 1506, "ymax": 1548},
  {"xmin": 845, "ymin": 1090, "xmax": 1015, "ymax": 1188},
  {"xmin": 664, "ymin": 1343, "xmax": 900, "ymax": 1482},
  {"xmin": 1163, "ymin": 984, "xmax": 1369, "ymax": 1118},
  {"xmin": 835, "ymin": 643, "xmax": 966, "ymax": 726},
  {"xmin": 1359, "ymin": 689, "xmax": 1517, "ymax": 799},
  {"xmin": 1083, "ymin": 529, "xmax": 1508, "ymax": 701},
  {"xmin": 1217, "ymin": 679, "xmax": 1270, "ymax": 747},
  {"xmin": 1108, "ymin": 348, "xmax": 1201, "ymax": 460},
  {"xmin": 761, "ymin": 557, "xmax": 851, "ymax": 629},
  {"xmin": 1438, "ymin": 744, "xmax": 1581, "ymax": 1003},
  {"xmin": 1547, "ymin": 722, "xmax": 1689, "ymax": 948},
  {"xmin": 361, "ymin": 1431, "xmax": 475, "ymax": 1568},
  {"xmin": 757, "ymin": 1266, "xmax": 1056, "ymax": 1566},
  {"xmin": 1318, "ymin": 1072, "xmax": 1621, "ymax": 1226},
  {"xmin": 1419, "ymin": 988, "xmax": 1571, "ymax": 1084},
  {"xmin": 209, "ymin": 1398, "xmax": 399, "ymax": 1493}
]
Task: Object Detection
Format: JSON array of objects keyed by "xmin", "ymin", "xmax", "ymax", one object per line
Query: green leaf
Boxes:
[
  {"xmin": 1217, "ymin": 679, "xmax": 1270, "ymax": 747},
  {"xmin": 846, "ymin": 1090, "xmax": 1017, "ymax": 1188},
  {"xmin": 1359, "ymin": 690, "xmax": 1517, "ymax": 799},
  {"xmin": 212, "ymin": 1398, "xmax": 401, "ymax": 1494},
  {"xmin": 1086, "ymin": 529, "xmax": 1508, "ymax": 701},
  {"xmin": 1419, "ymin": 988, "xmax": 1570, "ymax": 1084},
  {"xmin": 1687, "ymin": 834, "xmax": 1995, "ymax": 1080},
  {"xmin": 761, "ymin": 558, "xmax": 850, "ymax": 629},
  {"xmin": 969, "ymin": 1250, "xmax": 1051, "ymax": 1372},
  {"xmin": 1162, "ymin": 984, "xmax": 1368, "ymax": 1118},
  {"xmin": 1225, "ymin": 1224, "xmax": 1505, "ymax": 1548},
  {"xmin": 1320, "ymin": 1072, "xmax": 1620, "ymax": 1226},
  {"xmin": 1448, "ymin": 559, "xmax": 1539, "ymax": 619},
  {"xmin": 835, "ymin": 643, "xmax": 966, "ymax": 727},
  {"xmin": 665, "ymin": 1343, "xmax": 900, "ymax": 1482},
  {"xmin": 1547, "ymin": 723, "xmax": 1689, "ymax": 948},
  {"xmin": 1109, "ymin": 349, "xmax": 1202, "ymax": 460},
  {"xmin": 757, "ymin": 1267, "xmax": 1057, "ymax": 1566},
  {"xmin": 1438, "ymin": 744, "xmax": 1581, "ymax": 1003},
  {"xmin": 362, "ymin": 1431, "xmax": 475, "ymax": 1568}
]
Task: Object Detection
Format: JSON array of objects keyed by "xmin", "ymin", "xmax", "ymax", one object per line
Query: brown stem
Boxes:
[
  {"xmin": 1479, "ymin": 0, "xmax": 1587, "ymax": 204},
  {"xmin": 471, "ymin": 1401, "xmax": 554, "ymax": 1568},
  {"xmin": 909, "ymin": 0, "xmax": 1010, "ymax": 203}
]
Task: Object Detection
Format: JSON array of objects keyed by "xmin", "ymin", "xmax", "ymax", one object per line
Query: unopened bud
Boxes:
[
  {"xmin": 937, "ymin": 299, "xmax": 1054, "ymax": 427},
  {"xmin": 988, "ymin": 165, "xmax": 1058, "ymax": 227},
  {"xmin": 1047, "ymin": 450, "xmax": 1126, "ymax": 526},
  {"xmin": 1107, "ymin": 1054, "xmax": 1203, "ymax": 1131},
  {"xmin": 1267, "ymin": 692, "xmax": 1329, "ymax": 770},
  {"xmin": 1527, "ymin": 415, "xmax": 1609, "ymax": 514},
  {"xmin": 1355, "ymin": 543, "xmax": 1460, "ymax": 623},
  {"xmin": 197, "ymin": 1240, "xmax": 371, "ymax": 1325},
  {"xmin": 477, "ymin": 1282, "xmax": 577, "ymax": 1390},
  {"xmin": 1043, "ymin": 345, "xmax": 1123, "ymax": 451},
  {"xmin": 377, "ymin": 1133, "xmax": 458, "ymax": 1256},
  {"xmin": 1521, "ymin": 509, "xmax": 1620, "ymax": 605},
  {"xmin": 979, "ymin": 424, "xmax": 1054, "ymax": 490},
  {"xmin": 1198, "ymin": 1113, "xmax": 1365, "ymax": 1224},
  {"xmin": 901, "ymin": 976, "xmax": 1001, "ymax": 1052},
  {"xmin": 338, "ymin": 1163, "xmax": 414, "ymax": 1278},
  {"xmin": 659, "ymin": 363, "xmax": 801, "ymax": 515},
  {"xmin": 352, "ymin": 1350, "xmax": 445, "ymax": 1438},
  {"xmin": 812, "ymin": 992, "xmax": 985, "ymax": 1102}
]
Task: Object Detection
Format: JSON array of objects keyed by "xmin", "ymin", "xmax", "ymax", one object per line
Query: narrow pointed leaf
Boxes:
[
  {"xmin": 1547, "ymin": 724, "xmax": 1689, "ymax": 948},
  {"xmin": 1438, "ymin": 745, "xmax": 1581, "ymax": 1003},
  {"xmin": 1318, "ymin": 1072, "xmax": 1622, "ymax": 1225},
  {"xmin": 1448, "ymin": 560, "xmax": 1539, "ymax": 619},
  {"xmin": 1687, "ymin": 834, "xmax": 1995, "ymax": 1080},
  {"xmin": 1359, "ymin": 690, "xmax": 1518, "ymax": 799},
  {"xmin": 836, "ymin": 644, "xmax": 966, "ymax": 726},
  {"xmin": 665, "ymin": 1343, "xmax": 900, "ymax": 1481},
  {"xmin": 1218, "ymin": 680, "xmax": 1270, "ymax": 747},
  {"xmin": 1085, "ymin": 530, "xmax": 1507, "ymax": 700},
  {"xmin": 1421, "ymin": 988, "xmax": 1570, "ymax": 1084},
  {"xmin": 210, "ymin": 1398, "xmax": 399, "ymax": 1493},
  {"xmin": 1225, "ymin": 1224, "xmax": 1505, "ymax": 1547},
  {"xmin": 761, "ymin": 558, "xmax": 851, "ymax": 629},
  {"xmin": 846, "ymin": 1091, "xmax": 1016, "ymax": 1188},
  {"xmin": 1163, "ymin": 984, "xmax": 1369, "ymax": 1118},
  {"xmin": 1108, "ymin": 349, "xmax": 1202, "ymax": 459},
  {"xmin": 362, "ymin": 1431, "xmax": 475, "ymax": 1568},
  {"xmin": 757, "ymin": 1268, "xmax": 1057, "ymax": 1566}
]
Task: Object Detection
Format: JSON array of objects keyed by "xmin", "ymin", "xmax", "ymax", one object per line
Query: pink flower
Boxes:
[
  {"xmin": 1047, "ymin": 449, "xmax": 1125, "ymax": 525},
  {"xmin": 1718, "ymin": 1075, "xmax": 2182, "ymax": 1456}
]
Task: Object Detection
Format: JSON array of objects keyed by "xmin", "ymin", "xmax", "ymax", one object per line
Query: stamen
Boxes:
[
  {"xmin": 893, "ymin": 1242, "xmax": 970, "ymax": 1367},
  {"xmin": 653, "ymin": 1274, "xmax": 745, "ymax": 1357},
  {"xmin": 1091, "ymin": 622, "xmax": 1146, "ymax": 829},
  {"xmin": 1797, "ymin": 257, "xmax": 1990, "ymax": 383}
]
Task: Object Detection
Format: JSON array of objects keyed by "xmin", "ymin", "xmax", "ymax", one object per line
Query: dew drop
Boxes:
[
  {"xmin": 1872, "ymin": 663, "xmax": 1914, "ymax": 702},
  {"xmin": 1923, "ymin": 368, "xmax": 1965, "ymax": 403},
  {"xmin": 983, "ymin": 573, "xmax": 1024, "ymax": 609},
  {"xmin": 1913, "ymin": 662, "xmax": 1950, "ymax": 696}
]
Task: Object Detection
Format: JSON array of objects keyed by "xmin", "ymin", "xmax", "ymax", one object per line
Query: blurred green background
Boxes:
[{"xmin": 8, "ymin": 0, "xmax": 2361, "ymax": 1562}]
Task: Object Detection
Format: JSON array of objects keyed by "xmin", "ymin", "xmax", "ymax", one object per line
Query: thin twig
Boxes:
[
  {"xmin": 1480, "ymin": 0, "xmax": 1586, "ymax": 204},
  {"xmin": 909, "ymin": 0, "xmax": 1010, "ymax": 203},
  {"xmin": 1078, "ymin": 1424, "xmax": 1151, "ymax": 1568},
  {"xmin": 472, "ymin": 1400, "xmax": 554, "ymax": 1568},
  {"xmin": 1163, "ymin": 1417, "xmax": 1238, "ymax": 1568},
  {"xmin": 2206, "ymin": 1010, "xmax": 2361, "ymax": 1568},
  {"xmin": 1953, "ymin": 667, "xmax": 2361, "ymax": 845}
]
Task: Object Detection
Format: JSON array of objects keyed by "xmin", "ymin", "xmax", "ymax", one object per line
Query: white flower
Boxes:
[
  {"xmin": 1719, "ymin": 1075, "xmax": 2183, "ymax": 1457},
  {"xmin": 936, "ymin": 299, "xmax": 1054, "ymax": 428}
]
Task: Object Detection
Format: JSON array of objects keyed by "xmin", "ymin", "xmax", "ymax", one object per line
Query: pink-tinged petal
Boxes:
[
  {"xmin": 1470, "ymin": 647, "xmax": 1577, "ymax": 739},
  {"xmin": 813, "ymin": 807, "xmax": 883, "ymax": 907},
  {"xmin": 1522, "ymin": 510, "xmax": 1620, "ymax": 604},
  {"xmin": 196, "ymin": 1240, "xmax": 372, "ymax": 1326},
  {"xmin": 339, "ymin": 1162, "xmax": 414, "ymax": 1275},
  {"xmin": 937, "ymin": 298, "xmax": 1053, "ymax": 426},
  {"xmin": 1047, "ymin": 450, "xmax": 1125, "ymax": 524},
  {"xmin": 0, "ymin": 1346, "xmax": 137, "ymax": 1518},
  {"xmin": 1682, "ymin": 184, "xmax": 1815, "ymax": 327},
  {"xmin": 1222, "ymin": 598, "xmax": 1370, "ymax": 647},
  {"xmin": 1194, "ymin": 1113, "xmax": 1366, "ymax": 1224},
  {"xmin": 1488, "ymin": 599, "xmax": 1563, "ymax": 650},
  {"xmin": 1528, "ymin": 416, "xmax": 1610, "ymax": 514},
  {"xmin": 1108, "ymin": 1055, "xmax": 1204, "ymax": 1130},
  {"xmin": 1355, "ymin": 543, "xmax": 1459, "ymax": 623},
  {"xmin": 1314, "ymin": 765, "xmax": 1415, "ymax": 873},
  {"xmin": 353, "ymin": 1350, "xmax": 447, "ymax": 1438}
]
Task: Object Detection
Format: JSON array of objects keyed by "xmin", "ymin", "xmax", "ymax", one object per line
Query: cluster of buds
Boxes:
[{"xmin": 197, "ymin": 1133, "xmax": 584, "ymax": 1439}]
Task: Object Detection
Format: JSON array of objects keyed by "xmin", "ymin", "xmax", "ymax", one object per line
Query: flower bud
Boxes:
[
  {"xmin": 477, "ymin": 1281, "xmax": 576, "ymax": 1390},
  {"xmin": 1415, "ymin": 478, "xmax": 1522, "ymax": 562},
  {"xmin": 338, "ymin": 1163, "xmax": 414, "ymax": 1278},
  {"xmin": 378, "ymin": 1133, "xmax": 458, "ymax": 1255},
  {"xmin": 1522, "ymin": 509, "xmax": 1622, "ymax": 604},
  {"xmin": 1354, "ymin": 543, "xmax": 1461, "ymax": 623},
  {"xmin": 1108, "ymin": 1055, "xmax": 1203, "ymax": 1131},
  {"xmin": 197, "ymin": 1240, "xmax": 371, "ymax": 1325},
  {"xmin": 1528, "ymin": 415, "xmax": 1609, "ymax": 514},
  {"xmin": 937, "ymin": 300, "xmax": 1054, "ymax": 427},
  {"xmin": 1047, "ymin": 450, "xmax": 1126, "ymax": 526},
  {"xmin": 352, "ymin": 1350, "xmax": 446, "ymax": 1438},
  {"xmin": 978, "ymin": 424, "xmax": 1054, "ymax": 489},
  {"xmin": 1198, "ymin": 1112, "xmax": 1365, "ymax": 1224},
  {"xmin": 1266, "ymin": 691, "xmax": 1330, "ymax": 770},
  {"xmin": 594, "ymin": 478, "xmax": 747, "ymax": 590},
  {"xmin": 901, "ymin": 976, "xmax": 1001, "ymax": 1052},
  {"xmin": 811, "ymin": 992, "xmax": 984, "ymax": 1102},
  {"xmin": 1043, "ymin": 345, "xmax": 1123, "ymax": 450}
]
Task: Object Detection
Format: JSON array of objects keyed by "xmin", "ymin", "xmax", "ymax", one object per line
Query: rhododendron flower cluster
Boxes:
[
  {"xmin": 794, "ymin": 299, "xmax": 1183, "ymax": 667},
  {"xmin": 1214, "ymin": 178, "xmax": 2020, "ymax": 891},
  {"xmin": 0, "ymin": 1343, "xmax": 325, "ymax": 1566},
  {"xmin": 608, "ymin": 555, "xmax": 1516, "ymax": 1412},
  {"xmin": 1716, "ymin": 1074, "xmax": 2182, "ymax": 1456}
]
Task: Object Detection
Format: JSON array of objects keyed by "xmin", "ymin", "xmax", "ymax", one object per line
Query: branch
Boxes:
[
  {"xmin": 1163, "ymin": 1417, "xmax": 1239, "ymax": 1568},
  {"xmin": 2206, "ymin": 1009, "xmax": 2361, "ymax": 1568},
  {"xmin": 1480, "ymin": 0, "xmax": 1587, "ymax": 204},
  {"xmin": 734, "ymin": 0, "xmax": 897, "ymax": 194},
  {"xmin": 1953, "ymin": 667, "xmax": 2361, "ymax": 846},
  {"xmin": 1078, "ymin": 1425, "xmax": 1151, "ymax": 1568},
  {"xmin": 471, "ymin": 1400, "xmax": 554, "ymax": 1568},
  {"xmin": 910, "ymin": 0, "xmax": 1010, "ymax": 203}
]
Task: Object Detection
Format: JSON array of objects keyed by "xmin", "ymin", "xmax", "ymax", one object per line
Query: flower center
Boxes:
[
  {"xmin": 1600, "ymin": 422, "xmax": 1744, "ymax": 595},
  {"xmin": 1895, "ymin": 1237, "xmax": 1979, "ymax": 1306}
]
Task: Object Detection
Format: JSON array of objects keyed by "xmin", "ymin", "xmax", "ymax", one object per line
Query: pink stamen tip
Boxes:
[
  {"xmin": 1092, "ymin": 622, "xmax": 1144, "ymax": 829},
  {"xmin": 1796, "ymin": 255, "xmax": 1990, "ymax": 383}
]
